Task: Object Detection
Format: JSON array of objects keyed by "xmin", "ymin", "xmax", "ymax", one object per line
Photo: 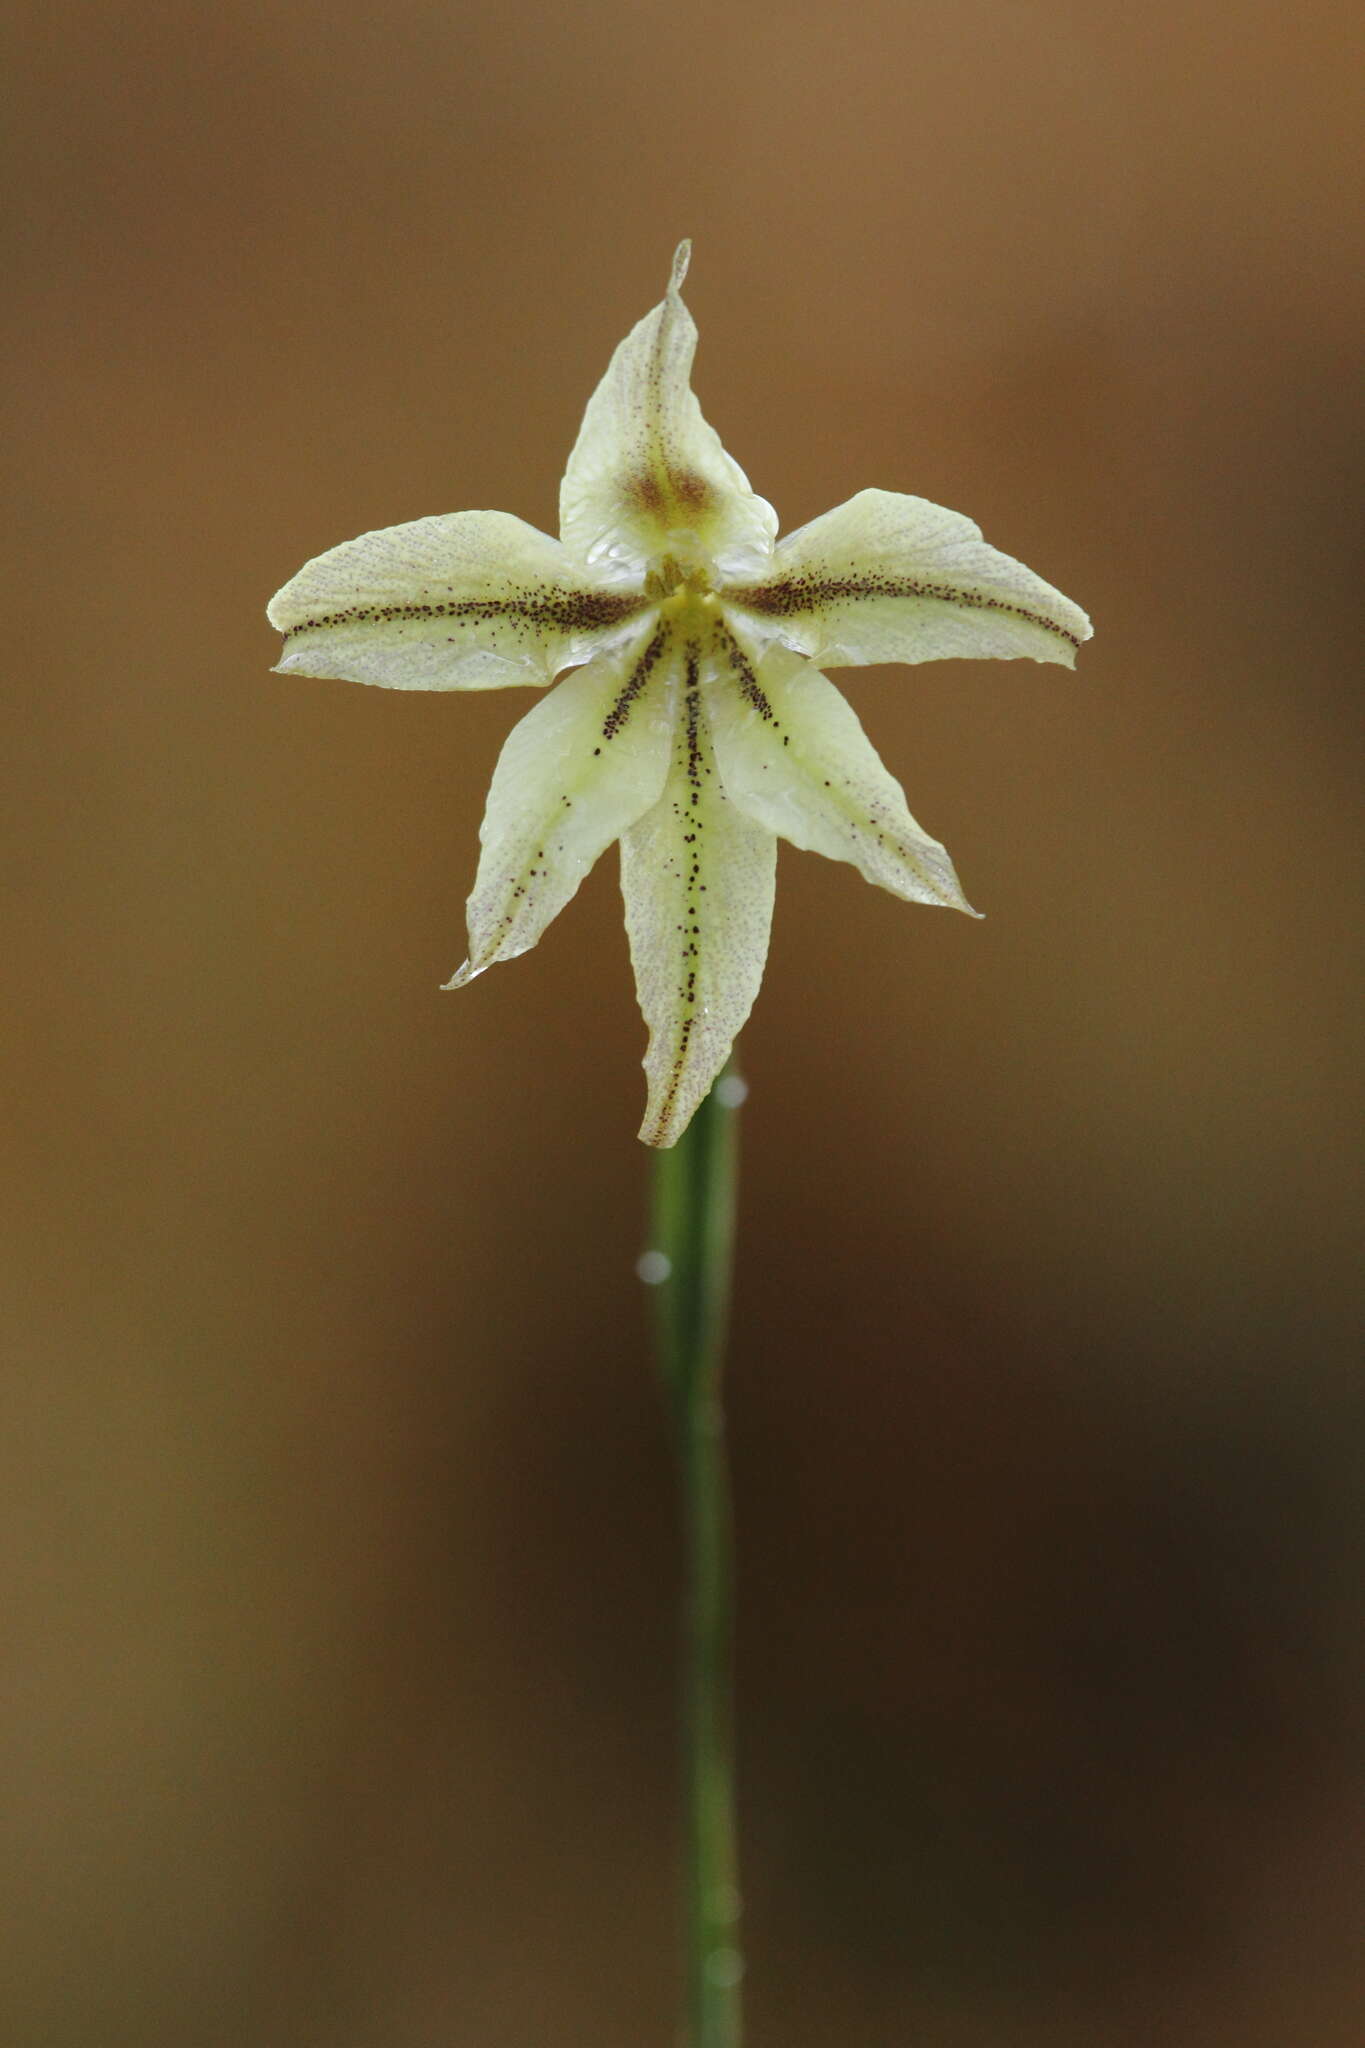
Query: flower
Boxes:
[{"xmin": 269, "ymin": 243, "xmax": 1091, "ymax": 1147}]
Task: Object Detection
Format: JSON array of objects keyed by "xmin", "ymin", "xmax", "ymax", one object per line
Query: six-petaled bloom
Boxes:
[{"xmin": 268, "ymin": 243, "xmax": 1091, "ymax": 1146}]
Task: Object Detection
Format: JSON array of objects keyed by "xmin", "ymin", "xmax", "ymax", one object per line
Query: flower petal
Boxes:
[
  {"xmin": 559, "ymin": 243, "xmax": 778, "ymax": 587},
  {"xmin": 621, "ymin": 642, "xmax": 776, "ymax": 1148},
  {"xmin": 727, "ymin": 488, "xmax": 1091, "ymax": 669},
  {"xmin": 707, "ymin": 624, "xmax": 977, "ymax": 914},
  {"xmin": 269, "ymin": 510, "xmax": 647, "ymax": 691},
  {"xmin": 446, "ymin": 620, "xmax": 674, "ymax": 986}
]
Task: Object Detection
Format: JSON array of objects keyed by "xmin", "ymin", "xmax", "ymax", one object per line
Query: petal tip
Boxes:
[
  {"xmin": 941, "ymin": 871, "xmax": 984, "ymax": 918},
  {"xmin": 442, "ymin": 960, "xmax": 478, "ymax": 990},
  {"xmin": 1056, "ymin": 605, "xmax": 1093, "ymax": 666},
  {"xmin": 669, "ymin": 239, "xmax": 692, "ymax": 295},
  {"xmin": 931, "ymin": 881, "xmax": 983, "ymax": 919}
]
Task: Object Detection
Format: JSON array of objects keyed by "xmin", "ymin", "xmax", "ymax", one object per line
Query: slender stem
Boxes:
[{"xmin": 648, "ymin": 1060, "xmax": 744, "ymax": 2048}]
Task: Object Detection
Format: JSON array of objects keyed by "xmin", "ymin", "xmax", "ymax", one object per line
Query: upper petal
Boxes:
[
  {"xmin": 558, "ymin": 243, "xmax": 777, "ymax": 587},
  {"xmin": 269, "ymin": 510, "xmax": 647, "ymax": 691},
  {"xmin": 620, "ymin": 638, "xmax": 776, "ymax": 1147},
  {"xmin": 726, "ymin": 487, "xmax": 1091, "ymax": 669},
  {"xmin": 446, "ymin": 618, "xmax": 674, "ymax": 986},
  {"xmin": 707, "ymin": 622, "xmax": 977, "ymax": 914}
]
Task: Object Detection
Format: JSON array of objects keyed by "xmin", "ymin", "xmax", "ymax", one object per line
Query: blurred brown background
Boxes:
[{"xmin": 4, "ymin": 0, "xmax": 1363, "ymax": 2042}]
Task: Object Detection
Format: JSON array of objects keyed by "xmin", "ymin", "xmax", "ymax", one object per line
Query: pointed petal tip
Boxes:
[
  {"xmin": 442, "ymin": 960, "xmax": 479, "ymax": 990},
  {"xmin": 272, "ymin": 645, "xmax": 334, "ymax": 681},
  {"xmin": 1056, "ymin": 606, "xmax": 1093, "ymax": 666},
  {"xmin": 270, "ymin": 651, "xmax": 311, "ymax": 678},
  {"xmin": 637, "ymin": 1104, "xmax": 684, "ymax": 1149},
  {"xmin": 923, "ymin": 883, "xmax": 983, "ymax": 919},
  {"xmin": 939, "ymin": 875, "xmax": 984, "ymax": 919},
  {"xmin": 669, "ymin": 240, "xmax": 692, "ymax": 294}
]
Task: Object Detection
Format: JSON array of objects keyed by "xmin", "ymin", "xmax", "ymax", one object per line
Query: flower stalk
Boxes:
[{"xmin": 649, "ymin": 1062, "xmax": 745, "ymax": 2047}]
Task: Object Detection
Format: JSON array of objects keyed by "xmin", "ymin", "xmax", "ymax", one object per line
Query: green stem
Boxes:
[{"xmin": 648, "ymin": 1060, "xmax": 744, "ymax": 2048}]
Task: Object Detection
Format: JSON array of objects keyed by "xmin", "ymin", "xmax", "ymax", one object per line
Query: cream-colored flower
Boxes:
[{"xmin": 269, "ymin": 245, "xmax": 1090, "ymax": 1147}]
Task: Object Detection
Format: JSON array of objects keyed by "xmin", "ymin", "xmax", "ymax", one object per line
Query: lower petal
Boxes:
[
  {"xmin": 706, "ymin": 626, "xmax": 978, "ymax": 914},
  {"xmin": 447, "ymin": 621, "xmax": 674, "ymax": 985},
  {"xmin": 621, "ymin": 649, "xmax": 776, "ymax": 1148}
]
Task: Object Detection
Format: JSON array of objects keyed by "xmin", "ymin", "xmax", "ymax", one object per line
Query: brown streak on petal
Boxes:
[
  {"xmin": 288, "ymin": 589, "xmax": 645, "ymax": 637},
  {"xmin": 729, "ymin": 574, "xmax": 1084, "ymax": 651},
  {"xmin": 650, "ymin": 643, "xmax": 705, "ymax": 1144},
  {"xmin": 602, "ymin": 620, "xmax": 669, "ymax": 740},
  {"xmin": 713, "ymin": 618, "xmax": 779, "ymax": 726}
]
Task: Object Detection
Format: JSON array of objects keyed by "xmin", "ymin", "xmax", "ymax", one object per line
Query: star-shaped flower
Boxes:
[{"xmin": 269, "ymin": 244, "xmax": 1090, "ymax": 1146}]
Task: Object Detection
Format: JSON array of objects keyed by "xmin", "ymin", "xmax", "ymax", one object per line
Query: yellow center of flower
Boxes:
[
  {"xmin": 645, "ymin": 546, "xmax": 716, "ymax": 603},
  {"xmin": 648, "ymin": 557, "xmax": 721, "ymax": 665}
]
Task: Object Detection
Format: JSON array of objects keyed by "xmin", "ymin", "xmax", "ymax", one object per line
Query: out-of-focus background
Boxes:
[{"xmin": 5, "ymin": 1, "xmax": 1363, "ymax": 2041}]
